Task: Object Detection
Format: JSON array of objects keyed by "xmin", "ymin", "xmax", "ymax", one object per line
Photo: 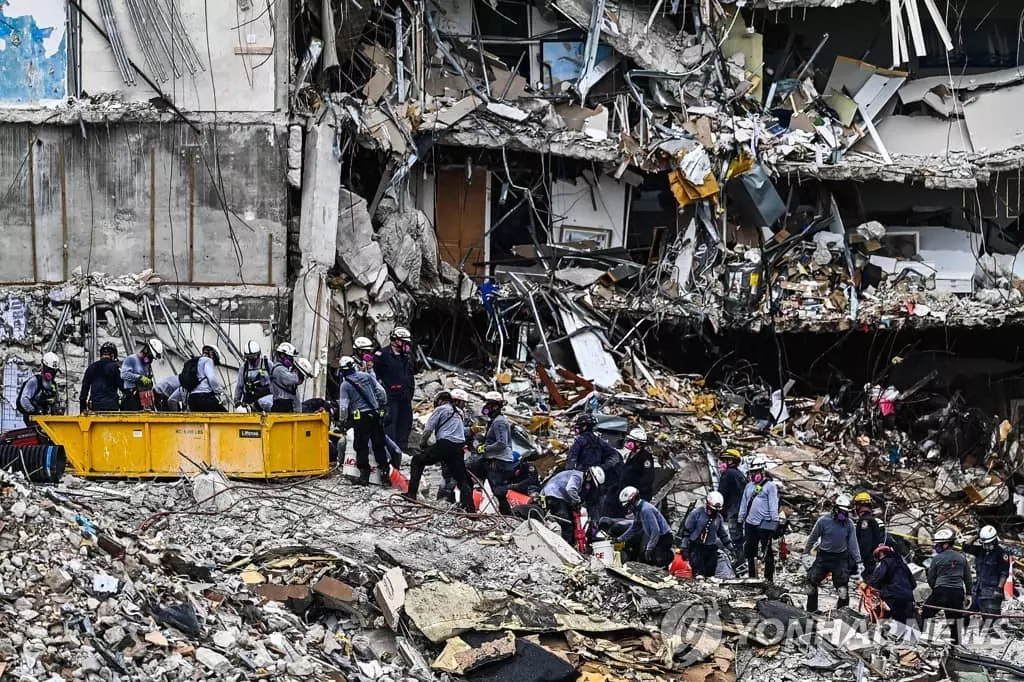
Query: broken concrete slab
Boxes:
[
  {"xmin": 511, "ymin": 519, "xmax": 585, "ymax": 567},
  {"xmin": 373, "ymin": 567, "xmax": 408, "ymax": 631},
  {"xmin": 404, "ymin": 581, "xmax": 488, "ymax": 643},
  {"xmin": 433, "ymin": 631, "xmax": 516, "ymax": 674},
  {"xmin": 336, "ymin": 189, "xmax": 386, "ymax": 287}
]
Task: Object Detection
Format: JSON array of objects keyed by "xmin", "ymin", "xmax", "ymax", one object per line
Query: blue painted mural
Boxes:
[{"xmin": 0, "ymin": 0, "xmax": 67, "ymax": 102}]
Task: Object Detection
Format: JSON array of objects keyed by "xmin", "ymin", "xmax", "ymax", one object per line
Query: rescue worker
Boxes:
[
  {"xmin": 804, "ymin": 494, "xmax": 863, "ymax": 613},
  {"xmin": 619, "ymin": 427, "xmax": 655, "ymax": 500},
  {"xmin": 354, "ymin": 336, "xmax": 377, "ymax": 376},
  {"xmin": 738, "ymin": 454, "xmax": 779, "ymax": 581},
  {"xmin": 507, "ymin": 459, "xmax": 541, "ymax": 496},
  {"xmin": 269, "ymin": 342, "xmax": 303, "ymax": 412},
  {"xmin": 155, "ymin": 375, "xmax": 183, "ymax": 411},
  {"xmin": 408, "ymin": 389, "xmax": 473, "ymax": 511},
  {"xmin": 120, "ymin": 339, "xmax": 163, "ymax": 410},
  {"xmin": 234, "ymin": 339, "xmax": 271, "ymax": 410},
  {"xmin": 920, "ymin": 528, "xmax": 972, "ymax": 645},
  {"xmin": 567, "ymin": 413, "xmax": 622, "ymax": 520},
  {"xmin": 338, "ymin": 355, "xmax": 390, "ymax": 485},
  {"xmin": 682, "ymin": 491, "xmax": 732, "ymax": 577},
  {"xmin": 615, "ymin": 486, "xmax": 674, "ymax": 567},
  {"xmin": 717, "ymin": 448, "xmax": 746, "ymax": 563},
  {"xmin": 80, "ymin": 343, "xmax": 121, "ymax": 412},
  {"xmin": 864, "ymin": 544, "xmax": 916, "ymax": 625},
  {"xmin": 963, "ymin": 525, "xmax": 1011, "ymax": 626},
  {"xmin": 854, "ymin": 492, "xmax": 885, "ymax": 575},
  {"xmin": 566, "ymin": 413, "xmax": 623, "ymax": 479},
  {"xmin": 467, "ymin": 391, "xmax": 516, "ymax": 514},
  {"xmin": 188, "ymin": 345, "xmax": 226, "ymax": 412},
  {"xmin": 18, "ymin": 352, "xmax": 64, "ymax": 423},
  {"xmin": 539, "ymin": 466, "xmax": 606, "ymax": 545},
  {"xmin": 375, "ymin": 326, "xmax": 415, "ymax": 450}
]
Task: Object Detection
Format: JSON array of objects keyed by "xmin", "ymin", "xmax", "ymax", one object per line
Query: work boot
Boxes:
[
  {"xmin": 806, "ymin": 590, "xmax": 819, "ymax": 614},
  {"xmin": 356, "ymin": 471, "xmax": 371, "ymax": 486},
  {"xmin": 378, "ymin": 466, "xmax": 392, "ymax": 486}
]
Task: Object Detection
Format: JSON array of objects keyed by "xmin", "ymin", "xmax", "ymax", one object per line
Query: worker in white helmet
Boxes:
[
  {"xmin": 738, "ymin": 454, "xmax": 780, "ymax": 581},
  {"xmin": 268, "ymin": 342, "xmax": 303, "ymax": 412},
  {"xmin": 374, "ymin": 326, "xmax": 416, "ymax": 454},
  {"xmin": 407, "ymin": 388, "xmax": 473, "ymax": 510},
  {"xmin": 804, "ymin": 494, "xmax": 862, "ymax": 613},
  {"xmin": 120, "ymin": 339, "xmax": 163, "ymax": 410},
  {"xmin": 921, "ymin": 528, "xmax": 971, "ymax": 644},
  {"xmin": 963, "ymin": 525, "xmax": 1012, "ymax": 627},
  {"xmin": 467, "ymin": 391, "xmax": 516, "ymax": 514},
  {"xmin": 17, "ymin": 352, "xmax": 64, "ymax": 423},
  {"xmin": 235, "ymin": 339, "xmax": 272, "ymax": 410},
  {"xmin": 353, "ymin": 336, "xmax": 377, "ymax": 376},
  {"xmin": 682, "ymin": 491, "xmax": 733, "ymax": 577},
  {"xmin": 539, "ymin": 466, "xmax": 606, "ymax": 546}
]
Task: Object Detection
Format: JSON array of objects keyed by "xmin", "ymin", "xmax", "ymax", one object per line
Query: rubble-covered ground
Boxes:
[{"xmin": 5, "ymin": 360, "xmax": 1024, "ymax": 681}]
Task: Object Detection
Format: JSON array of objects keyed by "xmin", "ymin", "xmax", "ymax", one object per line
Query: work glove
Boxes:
[
  {"xmin": 476, "ymin": 444, "xmax": 486, "ymax": 455},
  {"xmin": 964, "ymin": 596, "xmax": 973, "ymax": 609},
  {"xmin": 138, "ymin": 376, "xmax": 153, "ymax": 388}
]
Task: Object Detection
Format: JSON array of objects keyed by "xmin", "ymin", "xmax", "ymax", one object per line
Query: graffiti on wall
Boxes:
[{"xmin": 0, "ymin": 0, "xmax": 67, "ymax": 102}]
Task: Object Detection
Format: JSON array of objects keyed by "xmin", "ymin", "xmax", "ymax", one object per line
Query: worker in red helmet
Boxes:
[{"xmin": 863, "ymin": 544, "xmax": 916, "ymax": 626}]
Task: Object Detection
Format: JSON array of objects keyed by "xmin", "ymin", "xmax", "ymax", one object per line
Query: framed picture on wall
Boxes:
[{"xmin": 560, "ymin": 226, "xmax": 612, "ymax": 247}]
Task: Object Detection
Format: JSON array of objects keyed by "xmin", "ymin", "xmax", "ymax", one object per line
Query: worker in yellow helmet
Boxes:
[
  {"xmin": 718, "ymin": 448, "xmax": 746, "ymax": 564},
  {"xmin": 854, "ymin": 491, "xmax": 885, "ymax": 575}
]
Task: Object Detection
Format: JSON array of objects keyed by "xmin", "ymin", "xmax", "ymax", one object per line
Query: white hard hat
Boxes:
[
  {"xmin": 147, "ymin": 339, "xmax": 164, "ymax": 358},
  {"xmin": 234, "ymin": 405, "xmax": 249, "ymax": 413},
  {"xmin": 979, "ymin": 525, "xmax": 998, "ymax": 545},
  {"xmin": 451, "ymin": 388, "xmax": 469, "ymax": 402},
  {"xmin": 707, "ymin": 491, "xmax": 724, "ymax": 510},
  {"xmin": 749, "ymin": 454, "xmax": 768, "ymax": 471},
  {"xmin": 203, "ymin": 345, "xmax": 221, "ymax": 362},
  {"xmin": 41, "ymin": 352, "xmax": 60, "ymax": 369},
  {"xmin": 276, "ymin": 342, "xmax": 298, "ymax": 357},
  {"xmin": 619, "ymin": 486, "xmax": 639, "ymax": 505},
  {"xmin": 483, "ymin": 391, "xmax": 504, "ymax": 403},
  {"xmin": 245, "ymin": 339, "xmax": 262, "ymax": 356},
  {"xmin": 933, "ymin": 528, "xmax": 956, "ymax": 544},
  {"xmin": 295, "ymin": 358, "xmax": 314, "ymax": 376},
  {"xmin": 778, "ymin": 510, "xmax": 787, "ymax": 523},
  {"xmin": 391, "ymin": 326, "xmax": 412, "ymax": 341},
  {"xmin": 337, "ymin": 356, "xmax": 356, "ymax": 373},
  {"xmin": 626, "ymin": 427, "xmax": 648, "ymax": 443},
  {"xmin": 588, "ymin": 466, "xmax": 606, "ymax": 486},
  {"xmin": 354, "ymin": 336, "xmax": 375, "ymax": 351},
  {"xmin": 834, "ymin": 494, "xmax": 853, "ymax": 512}
]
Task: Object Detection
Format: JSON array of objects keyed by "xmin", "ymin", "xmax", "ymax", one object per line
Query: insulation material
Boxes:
[{"xmin": 557, "ymin": 308, "xmax": 621, "ymax": 389}]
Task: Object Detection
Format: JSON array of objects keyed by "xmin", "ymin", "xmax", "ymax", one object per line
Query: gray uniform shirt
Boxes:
[
  {"xmin": 482, "ymin": 414, "xmax": 514, "ymax": 462},
  {"xmin": 120, "ymin": 354, "xmax": 151, "ymax": 391},
  {"xmin": 338, "ymin": 371, "xmax": 387, "ymax": 421},
  {"xmin": 423, "ymin": 404, "xmax": 466, "ymax": 444},
  {"xmin": 270, "ymin": 363, "xmax": 301, "ymax": 410},
  {"xmin": 928, "ymin": 548, "xmax": 973, "ymax": 592},
  {"xmin": 805, "ymin": 514, "xmax": 862, "ymax": 563},
  {"xmin": 541, "ymin": 470, "xmax": 585, "ymax": 506},
  {"xmin": 190, "ymin": 357, "xmax": 223, "ymax": 396}
]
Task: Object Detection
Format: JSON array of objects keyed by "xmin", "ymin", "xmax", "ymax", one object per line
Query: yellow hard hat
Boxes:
[
  {"xmin": 854, "ymin": 492, "xmax": 871, "ymax": 504},
  {"xmin": 723, "ymin": 448, "xmax": 742, "ymax": 460}
]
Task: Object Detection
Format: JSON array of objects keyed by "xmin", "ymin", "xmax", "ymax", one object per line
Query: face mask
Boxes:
[
  {"xmin": 934, "ymin": 544, "xmax": 945, "ymax": 554},
  {"xmin": 707, "ymin": 506, "xmax": 719, "ymax": 517},
  {"xmin": 403, "ymin": 343, "xmax": 412, "ymax": 353},
  {"xmin": 142, "ymin": 355, "xmax": 151, "ymax": 365},
  {"xmin": 282, "ymin": 357, "xmax": 293, "ymax": 368},
  {"xmin": 625, "ymin": 441, "xmax": 638, "ymax": 451},
  {"xmin": 247, "ymin": 356, "xmax": 260, "ymax": 366},
  {"xmin": 482, "ymin": 406, "xmax": 491, "ymax": 416},
  {"xmin": 718, "ymin": 462, "xmax": 728, "ymax": 472},
  {"xmin": 42, "ymin": 371, "xmax": 55, "ymax": 382},
  {"xmin": 361, "ymin": 353, "xmax": 374, "ymax": 363},
  {"xmin": 751, "ymin": 472, "xmax": 764, "ymax": 484},
  {"xmin": 835, "ymin": 512, "xmax": 848, "ymax": 522}
]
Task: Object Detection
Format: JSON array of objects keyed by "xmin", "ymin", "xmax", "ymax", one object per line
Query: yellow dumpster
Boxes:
[{"xmin": 33, "ymin": 413, "xmax": 330, "ymax": 479}]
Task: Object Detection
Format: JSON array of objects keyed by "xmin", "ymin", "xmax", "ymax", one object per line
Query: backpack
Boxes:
[
  {"xmin": 15, "ymin": 377, "xmax": 38, "ymax": 417},
  {"xmin": 179, "ymin": 358, "xmax": 201, "ymax": 392}
]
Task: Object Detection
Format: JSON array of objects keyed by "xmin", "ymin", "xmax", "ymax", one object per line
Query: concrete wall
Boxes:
[
  {"xmin": 551, "ymin": 176, "xmax": 628, "ymax": 248},
  {"xmin": 0, "ymin": 0, "xmax": 67, "ymax": 103},
  {"xmin": 79, "ymin": 0, "xmax": 284, "ymax": 112},
  {"xmin": 0, "ymin": 121, "xmax": 288, "ymax": 284}
]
